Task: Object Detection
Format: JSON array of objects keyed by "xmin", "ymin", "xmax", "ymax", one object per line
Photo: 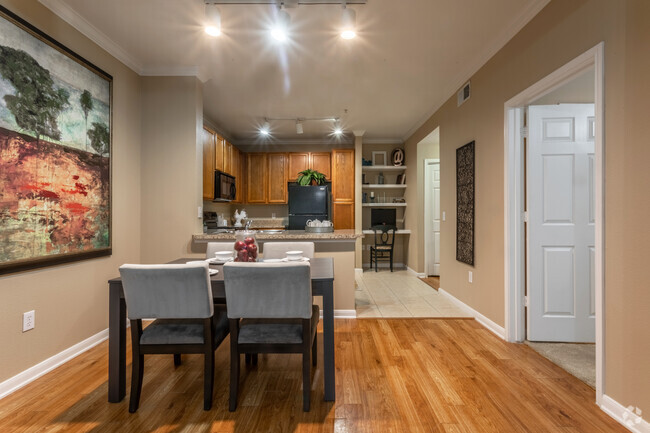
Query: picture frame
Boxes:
[
  {"xmin": 372, "ymin": 151, "xmax": 387, "ymax": 166},
  {"xmin": 0, "ymin": 6, "xmax": 113, "ymax": 275},
  {"xmin": 456, "ymin": 141, "xmax": 475, "ymax": 266}
]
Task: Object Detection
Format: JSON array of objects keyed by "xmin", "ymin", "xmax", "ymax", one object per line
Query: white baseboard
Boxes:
[
  {"xmin": 355, "ymin": 268, "xmax": 363, "ymax": 278},
  {"xmin": 438, "ymin": 288, "xmax": 506, "ymax": 340},
  {"xmin": 0, "ymin": 328, "xmax": 109, "ymax": 400},
  {"xmin": 407, "ymin": 266, "xmax": 426, "ymax": 277},
  {"xmin": 334, "ymin": 309, "xmax": 356, "ymax": 319},
  {"xmin": 600, "ymin": 394, "xmax": 650, "ymax": 433}
]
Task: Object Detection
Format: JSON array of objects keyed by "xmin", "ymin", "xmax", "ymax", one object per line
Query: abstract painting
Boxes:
[
  {"xmin": 0, "ymin": 6, "xmax": 112, "ymax": 274},
  {"xmin": 456, "ymin": 141, "xmax": 474, "ymax": 266}
]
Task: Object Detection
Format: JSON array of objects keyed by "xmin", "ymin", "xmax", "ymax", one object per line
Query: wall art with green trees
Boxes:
[{"xmin": 0, "ymin": 6, "xmax": 112, "ymax": 274}]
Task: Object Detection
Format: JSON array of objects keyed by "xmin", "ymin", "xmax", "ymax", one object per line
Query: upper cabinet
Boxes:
[
  {"xmin": 223, "ymin": 141, "xmax": 233, "ymax": 175},
  {"xmin": 267, "ymin": 153, "xmax": 288, "ymax": 203},
  {"xmin": 215, "ymin": 135, "xmax": 225, "ymax": 172},
  {"xmin": 202, "ymin": 127, "xmax": 216, "ymax": 201},
  {"xmin": 287, "ymin": 152, "xmax": 331, "ymax": 181}
]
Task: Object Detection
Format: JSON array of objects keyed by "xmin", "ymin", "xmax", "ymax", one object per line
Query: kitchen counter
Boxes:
[{"xmin": 193, "ymin": 229, "xmax": 363, "ymax": 243}]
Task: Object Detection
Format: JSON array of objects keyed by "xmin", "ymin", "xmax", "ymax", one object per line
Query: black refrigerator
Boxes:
[{"xmin": 288, "ymin": 184, "xmax": 331, "ymax": 230}]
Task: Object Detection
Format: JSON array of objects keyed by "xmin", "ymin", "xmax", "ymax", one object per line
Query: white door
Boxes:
[
  {"xmin": 527, "ymin": 104, "xmax": 595, "ymax": 342},
  {"xmin": 426, "ymin": 161, "xmax": 441, "ymax": 276}
]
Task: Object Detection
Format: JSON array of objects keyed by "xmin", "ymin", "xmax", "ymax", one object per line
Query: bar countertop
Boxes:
[{"xmin": 193, "ymin": 229, "xmax": 363, "ymax": 243}]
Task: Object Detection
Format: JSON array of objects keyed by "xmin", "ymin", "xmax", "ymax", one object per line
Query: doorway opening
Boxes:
[
  {"xmin": 422, "ymin": 127, "xmax": 441, "ymax": 286},
  {"xmin": 504, "ymin": 43, "xmax": 604, "ymax": 401}
]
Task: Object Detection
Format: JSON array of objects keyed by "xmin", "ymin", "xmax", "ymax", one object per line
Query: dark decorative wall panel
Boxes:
[{"xmin": 456, "ymin": 141, "xmax": 474, "ymax": 266}]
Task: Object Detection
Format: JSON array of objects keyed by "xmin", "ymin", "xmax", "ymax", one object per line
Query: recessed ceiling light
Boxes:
[{"xmin": 204, "ymin": 3, "xmax": 221, "ymax": 37}]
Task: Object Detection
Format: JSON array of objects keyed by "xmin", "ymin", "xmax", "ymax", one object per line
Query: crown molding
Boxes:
[
  {"xmin": 235, "ymin": 136, "xmax": 355, "ymax": 147},
  {"xmin": 38, "ymin": 0, "xmax": 144, "ymax": 74},
  {"xmin": 362, "ymin": 138, "xmax": 403, "ymax": 145},
  {"xmin": 401, "ymin": 0, "xmax": 552, "ymax": 142}
]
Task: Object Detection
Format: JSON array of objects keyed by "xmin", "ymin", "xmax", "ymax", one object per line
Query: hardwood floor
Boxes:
[
  {"xmin": 0, "ymin": 319, "xmax": 626, "ymax": 432},
  {"xmin": 421, "ymin": 276, "xmax": 440, "ymax": 290}
]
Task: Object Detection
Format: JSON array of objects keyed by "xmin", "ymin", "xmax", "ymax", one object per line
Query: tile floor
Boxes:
[{"xmin": 355, "ymin": 270, "xmax": 472, "ymax": 318}]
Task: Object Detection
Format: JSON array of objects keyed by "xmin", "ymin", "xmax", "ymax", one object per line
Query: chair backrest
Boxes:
[
  {"xmin": 262, "ymin": 242, "xmax": 315, "ymax": 259},
  {"xmin": 206, "ymin": 242, "xmax": 235, "ymax": 259},
  {"xmin": 119, "ymin": 263, "xmax": 214, "ymax": 320},
  {"xmin": 223, "ymin": 262, "xmax": 312, "ymax": 319},
  {"xmin": 371, "ymin": 225, "xmax": 397, "ymax": 249}
]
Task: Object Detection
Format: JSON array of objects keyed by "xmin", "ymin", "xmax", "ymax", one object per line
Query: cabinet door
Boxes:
[
  {"xmin": 331, "ymin": 149, "xmax": 355, "ymax": 202},
  {"xmin": 224, "ymin": 141, "xmax": 233, "ymax": 175},
  {"xmin": 202, "ymin": 127, "xmax": 215, "ymax": 200},
  {"xmin": 267, "ymin": 153, "xmax": 288, "ymax": 203},
  {"xmin": 238, "ymin": 150, "xmax": 247, "ymax": 203},
  {"xmin": 231, "ymin": 146, "xmax": 241, "ymax": 203},
  {"xmin": 246, "ymin": 153, "xmax": 268, "ymax": 203},
  {"xmin": 310, "ymin": 152, "xmax": 331, "ymax": 180},
  {"xmin": 332, "ymin": 203, "xmax": 354, "ymax": 229},
  {"xmin": 215, "ymin": 135, "xmax": 225, "ymax": 172},
  {"xmin": 288, "ymin": 153, "xmax": 309, "ymax": 181}
]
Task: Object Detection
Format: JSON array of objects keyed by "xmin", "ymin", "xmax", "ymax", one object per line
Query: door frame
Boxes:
[
  {"xmin": 423, "ymin": 158, "xmax": 440, "ymax": 276},
  {"xmin": 503, "ymin": 43, "xmax": 604, "ymax": 403}
]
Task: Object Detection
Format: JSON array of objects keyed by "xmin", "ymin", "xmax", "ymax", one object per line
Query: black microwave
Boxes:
[{"xmin": 214, "ymin": 170, "xmax": 236, "ymax": 201}]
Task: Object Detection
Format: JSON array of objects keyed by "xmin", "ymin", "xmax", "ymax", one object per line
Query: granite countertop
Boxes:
[{"xmin": 193, "ymin": 229, "xmax": 363, "ymax": 242}]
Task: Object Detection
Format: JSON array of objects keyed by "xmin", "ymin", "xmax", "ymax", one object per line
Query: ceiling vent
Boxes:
[{"xmin": 457, "ymin": 81, "xmax": 471, "ymax": 107}]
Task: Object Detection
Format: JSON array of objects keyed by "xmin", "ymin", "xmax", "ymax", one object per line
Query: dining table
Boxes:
[{"xmin": 107, "ymin": 257, "xmax": 336, "ymax": 403}]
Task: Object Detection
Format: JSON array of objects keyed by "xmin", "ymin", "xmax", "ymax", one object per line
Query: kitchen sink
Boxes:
[{"xmin": 258, "ymin": 229, "xmax": 285, "ymax": 234}]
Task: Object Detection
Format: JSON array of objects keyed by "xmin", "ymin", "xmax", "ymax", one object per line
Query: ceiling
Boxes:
[{"xmin": 40, "ymin": 0, "xmax": 550, "ymax": 144}]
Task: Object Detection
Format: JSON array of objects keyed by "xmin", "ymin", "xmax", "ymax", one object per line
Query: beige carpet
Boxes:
[{"xmin": 525, "ymin": 341, "xmax": 596, "ymax": 388}]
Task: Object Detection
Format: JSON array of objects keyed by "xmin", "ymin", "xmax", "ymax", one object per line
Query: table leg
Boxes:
[
  {"xmin": 108, "ymin": 282, "xmax": 126, "ymax": 403},
  {"xmin": 322, "ymin": 283, "xmax": 335, "ymax": 401}
]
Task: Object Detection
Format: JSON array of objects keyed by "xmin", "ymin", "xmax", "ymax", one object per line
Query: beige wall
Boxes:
[
  {"xmin": 404, "ymin": 0, "xmax": 649, "ymax": 414},
  {"xmin": 140, "ymin": 76, "xmax": 204, "ymax": 262},
  {"xmin": 0, "ymin": 1, "xmax": 142, "ymax": 382}
]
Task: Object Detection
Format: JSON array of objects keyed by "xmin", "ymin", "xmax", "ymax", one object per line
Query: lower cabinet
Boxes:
[{"xmin": 332, "ymin": 202, "xmax": 354, "ymax": 229}]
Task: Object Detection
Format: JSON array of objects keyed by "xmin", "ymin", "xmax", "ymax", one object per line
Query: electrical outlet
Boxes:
[
  {"xmin": 197, "ymin": 206, "xmax": 202, "ymax": 219},
  {"xmin": 442, "ymin": 211, "xmax": 446, "ymax": 221},
  {"xmin": 468, "ymin": 271, "xmax": 473, "ymax": 283},
  {"xmin": 23, "ymin": 310, "xmax": 35, "ymax": 332}
]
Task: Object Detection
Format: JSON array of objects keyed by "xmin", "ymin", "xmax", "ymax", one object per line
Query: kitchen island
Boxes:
[{"xmin": 192, "ymin": 229, "xmax": 363, "ymax": 315}]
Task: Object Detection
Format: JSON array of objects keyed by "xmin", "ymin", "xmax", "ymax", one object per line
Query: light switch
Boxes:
[
  {"xmin": 442, "ymin": 211, "xmax": 446, "ymax": 221},
  {"xmin": 198, "ymin": 206, "xmax": 202, "ymax": 218}
]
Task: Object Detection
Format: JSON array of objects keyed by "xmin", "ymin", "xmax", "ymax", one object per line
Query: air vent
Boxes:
[{"xmin": 457, "ymin": 81, "xmax": 471, "ymax": 107}]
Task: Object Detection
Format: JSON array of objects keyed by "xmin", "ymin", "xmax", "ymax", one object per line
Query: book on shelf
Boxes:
[{"xmin": 395, "ymin": 174, "xmax": 406, "ymax": 184}]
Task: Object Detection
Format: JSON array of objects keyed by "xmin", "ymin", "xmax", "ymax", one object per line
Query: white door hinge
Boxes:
[
  {"xmin": 523, "ymin": 211, "xmax": 529, "ymax": 223},
  {"xmin": 524, "ymin": 296, "xmax": 529, "ymax": 308},
  {"xmin": 521, "ymin": 126, "xmax": 528, "ymax": 138}
]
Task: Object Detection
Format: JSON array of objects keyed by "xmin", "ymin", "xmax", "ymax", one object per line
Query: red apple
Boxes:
[
  {"xmin": 247, "ymin": 256, "xmax": 255, "ymax": 262},
  {"xmin": 234, "ymin": 241, "xmax": 246, "ymax": 251},
  {"xmin": 244, "ymin": 237, "xmax": 255, "ymax": 245},
  {"xmin": 248, "ymin": 244, "xmax": 258, "ymax": 255},
  {"xmin": 236, "ymin": 250, "xmax": 248, "ymax": 262}
]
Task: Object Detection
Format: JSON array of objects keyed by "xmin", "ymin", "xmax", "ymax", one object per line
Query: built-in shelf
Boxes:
[
  {"xmin": 362, "ymin": 184, "xmax": 407, "ymax": 189},
  {"xmin": 362, "ymin": 229, "xmax": 411, "ymax": 235},
  {"xmin": 361, "ymin": 165, "xmax": 406, "ymax": 171},
  {"xmin": 362, "ymin": 203, "xmax": 407, "ymax": 207}
]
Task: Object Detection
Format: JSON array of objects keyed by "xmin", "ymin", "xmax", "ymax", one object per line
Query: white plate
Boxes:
[
  {"xmin": 262, "ymin": 258, "xmax": 310, "ymax": 263},
  {"xmin": 283, "ymin": 257, "xmax": 310, "ymax": 262},
  {"xmin": 209, "ymin": 269, "xmax": 219, "ymax": 275},
  {"xmin": 205, "ymin": 257, "xmax": 233, "ymax": 264}
]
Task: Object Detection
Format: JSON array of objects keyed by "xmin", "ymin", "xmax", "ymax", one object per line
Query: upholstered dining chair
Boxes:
[
  {"xmin": 262, "ymin": 241, "xmax": 315, "ymax": 259},
  {"xmin": 206, "ymin": 241, "xmax": 235, "ymax": 259},
  {"xmin": 369, "ymin": 224, "xmax": 397, "ymax": 272},
  {"xmin": 222, "ymin": 261, "xmax": 319, "ymax": 412},
  {"xmin": 119, "ymin": 262, "xmax": 229, "ymax": 412}
]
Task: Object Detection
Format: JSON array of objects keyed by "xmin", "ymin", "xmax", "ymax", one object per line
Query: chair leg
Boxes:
[
  {"xmin": 204, "ymin": 350, "xmax": 214, "ymax": 410},
  {"xmin": 173, "ymin": 354, "xmax": 181, "ymax": 366},
  {"xmin": 245, "ymin": 353, "xmax": 251, "ymax": 364},
  {"xmin": 252, "ymin": 354, "xmax": 258, "ymax": 365},
  {"xmin": 229, "ymin": 319, "xmax": 240, "ymax": 412},
  {"xmin": 312, "ymin": 335, "xmax": 318, "ymax": 366},
  {"xmin": 390, "ymin": 252, "xmax": 393, "ymax": 272},
  {"xmin": 129, "ymin": 353, "xmax": 144, "ymax": 413}
]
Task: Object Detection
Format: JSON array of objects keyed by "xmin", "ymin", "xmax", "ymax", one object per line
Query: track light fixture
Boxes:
[
  {"xmin": 259, "ymin": 120, "xmax": 271, "ymax": 135},
  {"xmin": 296, "ymin": 120, "xmax": 304, "ymax": 134},
  {"xmin": 333, "ymin": 119, "xmax": 343, "ymax": 135},
  {"xmin": 259, "ymin": 116, "xmax": 344, "ymax": 136},
  {"xmin": 272, "ymin": 7, "xmax": 291, "ymax": 41},
  {"xmin": 340, "ymin": 2, "xmax": 356, "ymax": 39},
  {"xmin": 204, "ymin": 2, "xmax": 222, "ymax": 37}
]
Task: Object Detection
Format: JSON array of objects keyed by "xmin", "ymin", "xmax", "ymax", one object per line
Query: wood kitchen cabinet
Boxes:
[
  {"xmin": 223, "ymin": 141, "xmax": 233, "ymax": 175},
  {"xmin": 331, "ymin": 149, "xmax": 355, "ymax": 229},
  {"xmin": 202, "ymin": 127, "xmax": 216, "ymax": 200},
  {"xmin": 246, "ymin": 153, "xmax": 268, "ymax": 203},
  {"xmin": 231, "ymin": 146, "xmax": 242, "ymax": 203},
  {"xmin": 267, "ymin": 153, "xmax": 288, "ymax": 203},
  {"xmin": 287, "ymin": 152, "xmax": 331, "ymax": 181},
  {"xmin": 215, "ymin": 135, "xmax": 225, "ymax": 172}
]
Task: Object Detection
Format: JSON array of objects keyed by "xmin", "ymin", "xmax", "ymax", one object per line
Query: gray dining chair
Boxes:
[
  {"xmin": 206, "ymin": 241, "xmax": 235, "ymax": 259},
  {"xmin": 262, "ymin": 241, "xmax": 315, "ymax": 259},
  {"xmin": 119, "ymin": 263, "xmax": 229, "ymax": 412},
  {"xmin": 222, "ymin": 261, "xmax": 319, "ymax": 412}
]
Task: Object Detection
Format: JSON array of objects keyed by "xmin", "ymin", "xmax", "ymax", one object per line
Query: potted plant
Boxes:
[{"xmin": 297, "ymin": 169, "xmax": 326, "ymax": 186}]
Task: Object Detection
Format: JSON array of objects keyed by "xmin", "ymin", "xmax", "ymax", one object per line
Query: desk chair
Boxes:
[
  {"xmin": 369, "ymin": 224, "xmax": 397, "ymax": 272},
  {"xmin": 223, "ymin": 261, "xmax": 319, "ymax": 412},
  {"xmin": 119, "ymin": 263, "xmax": 229, "ymax": 412}
]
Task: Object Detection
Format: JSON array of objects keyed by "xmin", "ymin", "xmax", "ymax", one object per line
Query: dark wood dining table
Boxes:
[{"xmin": 107, "ymin": 257, "xmax": 335, "ymax": 403}]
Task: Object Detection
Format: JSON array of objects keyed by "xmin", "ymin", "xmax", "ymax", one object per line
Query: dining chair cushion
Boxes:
[
  {"xmin": 262, "ymin": 242, "xmax": 315, "ymax": 259},
  {"xmin": 140, "ymin": 312, "xmax": 229, "ymax": 346},
  {"xmin": 206, "ymin": 242, "xmax": 235, "ymax": 259},
  {"xmin": 119, "ymin": 263, "xmax": 213, "ymax": 320},
  {"xmin": 223, "ymin": 262, "xmax": 312, "ymax": 319},
  {"xmin": 238, "ymin": 306, "xmax": 319, "ymax": 344}
]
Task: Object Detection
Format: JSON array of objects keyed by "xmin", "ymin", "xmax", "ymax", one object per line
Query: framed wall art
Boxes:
[
  {"xmin": 456, "ymin": 141, "xmax": 474, "ymax": 266},
  {"xmin": 0, "ymin": 6, "xmax": 112, "ymax": 274}
]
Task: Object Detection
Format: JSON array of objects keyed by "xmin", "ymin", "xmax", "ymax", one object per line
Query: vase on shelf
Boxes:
[{"xmin": 377, "ymin": 172, "xmax": 384, "ymax": 184}]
